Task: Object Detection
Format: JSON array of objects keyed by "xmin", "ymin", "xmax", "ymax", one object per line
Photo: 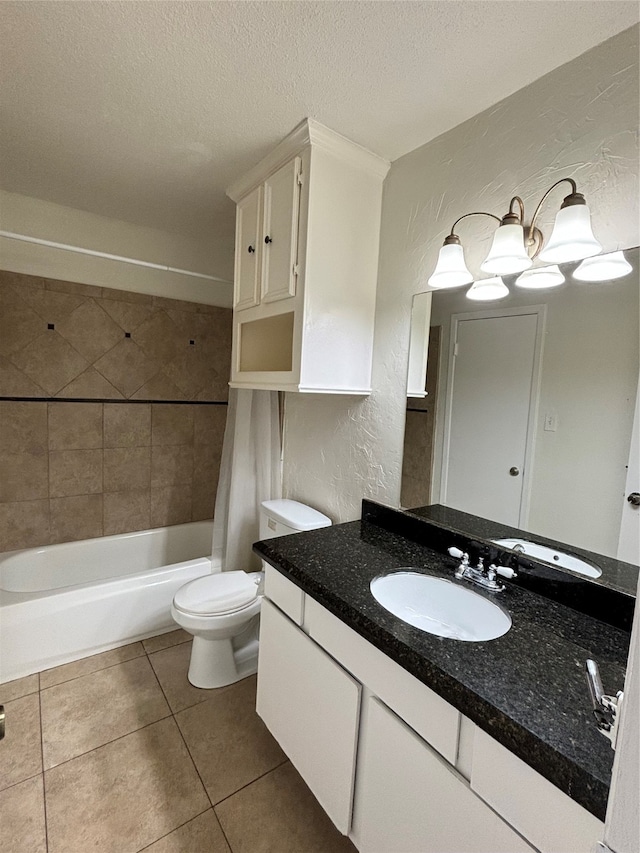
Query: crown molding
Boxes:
[{"xmin": 226, "ymin": 118, "xmax": 390, "ymax": 202}]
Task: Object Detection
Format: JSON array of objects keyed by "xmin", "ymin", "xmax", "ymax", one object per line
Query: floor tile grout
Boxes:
[
  {"xmin": 0, "ymin": 769, "xmax": 44, "ymax": 795},
  {"xmin": 134, "ymin": 806, "xmax": 213, "ymax": 853},
  {"xmin": 37, "ymin": 686, "xmax": 49, "ymax": 853},
  {"xmin": 213, "ymin": 756, "xmax": 290, "ymax": 809},
  {"xmin": 38, "ymin": 649, "xmax": 148, "ymax": 692}
]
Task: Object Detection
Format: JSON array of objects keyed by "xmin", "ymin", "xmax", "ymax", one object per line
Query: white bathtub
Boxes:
[{"xmin": 0, "ymin": 521, "xmax": 216, "ymax": 683}]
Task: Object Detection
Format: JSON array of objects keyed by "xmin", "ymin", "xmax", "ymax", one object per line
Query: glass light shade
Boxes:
[
  {"xmin": 428, "ymin": 243, "xmax": 473, "ymax": 289},
  {"xmin": 466, "ymin": 276, "xmax": 509, "ymax": 301},
  {"xmin": 538, "ymin": 203, "xmax": 602, "ymax": 263},
  {"xmin": 481, "ymin": 224, "xmax": 533, "ymax": 275},
  {"xmin": 515, "ymin": 265, "xmax": 565, "ymax": 289},
  {"xmin": 573, "ymin": 251, "xmax": 632, "ymax": 282}
]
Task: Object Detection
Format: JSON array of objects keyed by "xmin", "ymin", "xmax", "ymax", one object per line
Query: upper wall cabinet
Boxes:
[{"xmin": 226, "ymin": 119, "xmax": 390, "ymax": 393}]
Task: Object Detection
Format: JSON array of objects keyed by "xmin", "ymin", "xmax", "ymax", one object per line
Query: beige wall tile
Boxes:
[
  {"xmin": 103, "ymin": 489, "xmax": 151, "ymax": 535},
  {"xmin": 0, "ymin": 287, "xmax": 44, "ymax": 356},
  {"xmin": 55, "ymin": 299, "xmax": 124, "ymax": 363},
  {"xmin": 0, "ymin": 356, "xmax": 47, "ymax": 396},
  {"xmin": 41, "ymin": 656, "xmax": 170, "ymax": 768},
  {"xmin": 151, "ymin": 445, "xmax": 193, "ymax": 487},
  {"xmin": 0, "ymin": 673, "xmax": 39, "ymax": 704},
  {"xmin": 0, "ymin": 270, "xmax": 44, "ymax": 288},
  {"xmin": 100, "ymin": 298, "xmax": 153, "ymax": 332},
  {"xmin": 17, "ymin": 286, "xmax": 85, "ymax": 325},
  {"xmin": 99, "ymin": 285, "xmax": 153, "ymax": 305},
  {"xmin": 175, "ymin": 677, "xmax": 285, "ymax": 804},
  {"xmin": 48, "ymin": 402, "xmax": 103, "ymax": 450},
  {"xmin": 45, "ymin": 717, "xmax": 209, "ymax": 853},
  {"xmin": 49, "ymin": 494, "xmax": 102, "ymax": 543},
  {"xmin": 145, "ymin": 810, "xmax": 230, "ymax": 853},
  {"xmin": 40, "ymin": 641, "xmax": 145, "ymax": 690},
  {"xmin": 216, "ymin": 762, "xmax": 356, "ymax": 853},
  {"xmin": 0, "ymin": 693, "xmax": 42, "ymax": 791},
  {"xmin": 10, "ymin": 330, "xmax": 88, "ymax": 396},
  {"xmin": 151, "ymin": 485, "xmax": 192, "ymax": 526},
  {"xmin": 0, "ymin": 451, "xmax": 48, "ymax": 502},
  {"xmin": 0, "ymin": 499, "xmax": 49, "ymax": 551},
  {"xmin": 154, "ymin": 296, "xmax": 200, "ymax": 315},
  {"xmin": 194, "ymin": 404, "xmax": 227, "ymax": 446},
  {"xmin": 104, "ymin": 402, "xmax": 151, "ymax": 447},
  {"xmin": 103, "ymin": 446, "xmax": 150, "ymax": 492},
  {"xmin": 152, "ymin": 404, "xmax": 195, "ymax": 446},
  {"xmin": 164, "ymin": 348, "xmax": 217, "ymax": 399},
  {"xmin": 49, "ymin": 449, "xmax": 102, "ymax": 498},
  {"xmin": 93, "ymin": 338, "xmax": 160, "ymax": 398},
  {"xmin": 0, "ymin": 775, "xmax": 47, "ymax": 853},
  {"xmin": 56, "ymin": 366, "xmax": 125, "ymax": 399},
  {"xmin": 192, "ymin": 477, "xmax": 217, "ymax": 522},
  {"xmin": 132, "ymin": 370, "xmax": 186, "ymax": 401},
  {"xmin": 45, "ymin": 278, "xmax": 98, "ymax": 298},
  {"xmin": 133, "ymin": 311, "xmax": 183, "ymax": 363},
  {"xmin": 0, "ymin": 402, "xmax": 47, "ymax": 454}
]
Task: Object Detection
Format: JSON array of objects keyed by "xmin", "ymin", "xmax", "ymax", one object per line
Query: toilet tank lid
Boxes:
[{"xmin": 261, "ymin": 499, "xmax": 331, "ymax": 531}]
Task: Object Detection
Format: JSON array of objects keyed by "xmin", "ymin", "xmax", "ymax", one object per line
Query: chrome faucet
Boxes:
[{"xmin": 448, "ymin": 547, "xmax": 517, "ymax": 593}]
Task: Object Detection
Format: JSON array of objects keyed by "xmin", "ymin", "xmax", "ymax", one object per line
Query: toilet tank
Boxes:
[{"xmin": 259, "ymin": 499, "xmax": 331, "ymax": 539}]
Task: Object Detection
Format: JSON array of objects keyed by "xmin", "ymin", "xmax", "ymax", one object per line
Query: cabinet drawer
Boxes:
[
  {"xmin": 304, "ymin": 596, "xmax": 459, "ymax": 764},
  {"xmin": 263, "ymin": 564, "xmax": 305, "ymax": 625},
  {"xmin": 256, "ymin": 599, "xmax": 360, "ymax": 834},
  {"xmin": 471, "ymin": 727, "xmax": 604, "ymax": 853}
]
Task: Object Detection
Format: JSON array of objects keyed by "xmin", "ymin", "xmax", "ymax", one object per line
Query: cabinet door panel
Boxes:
[
  {"xmin": 234, "ymin": 186, "xmax": 262, "ymax": 310},
  {"xmin": 256, "ymin": 599, "xmax": 360, "ymax": 834},
  {"xmin": 353, "ymin": 698, "xmax": 535, "ymax": 853},
  {"xmin": 262, "ymin": 157, "xmax": 301, "ymax": 303}
]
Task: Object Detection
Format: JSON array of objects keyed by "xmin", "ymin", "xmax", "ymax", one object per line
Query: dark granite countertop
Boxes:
[{"xmin": 254, "ymin": 505, "xmax": 632, "ymax": 823}]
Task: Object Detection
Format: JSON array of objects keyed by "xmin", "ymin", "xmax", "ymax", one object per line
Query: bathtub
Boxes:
[{"xmin": 0, "ymin": 521, "xmax": 216, "ymax": 683}]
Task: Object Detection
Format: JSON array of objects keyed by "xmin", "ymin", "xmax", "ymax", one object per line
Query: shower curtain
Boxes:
[{"xmin": 212, "ymin": 389, "xmax": 282, "ymax": 572}]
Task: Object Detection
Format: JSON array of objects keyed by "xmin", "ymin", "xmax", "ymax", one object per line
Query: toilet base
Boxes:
[{"xmin": 187, "ymin": 634, "xmax": 259, "ymax": 689}]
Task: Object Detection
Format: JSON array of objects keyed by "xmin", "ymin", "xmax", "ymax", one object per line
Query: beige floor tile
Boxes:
[
  {"xmin": 143, "ymin": 628, "xmax": 191, "ymax": 655},
  {"xmin": 0, "ymin": 774, "xmax": 47, "ymax": 853},
  {"xmin": 0, "ymin": 672, "xmax": 39, "ymax": 703},
  {"xmin": 142, "ymin": 810, "xmax": 230, "ymax": 853},
  {"xmin": 40, "ymin": 641, "xmax": 146, "ymax": 689},
  {"xmin": 216, "ymin": 762, "xmax": 357, "ymax": 853},
  {"xmin": 175, "ymin": 676, "xmax": 285, "ymax": 804},
  {"xmin": 41, "ymin": 655, "xmax": 170, "ymax": 768},
  {"xmin": 0, "ymin": 693, "xmax": 42, "ymax": 791},
  {"xmin": 148, "ymin": 641, "xmax": 212, "ymax": 713},
  {"xmin": 45, "ymin": 716, "xmax": 209, "ymax": 853}
]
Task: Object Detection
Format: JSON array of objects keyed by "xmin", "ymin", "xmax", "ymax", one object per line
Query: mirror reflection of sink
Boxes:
[
  {"xmin": 370, "ymin": 571, "xmax": 511, "ymax": 642},
  {"xmin": 491, "ymin": 538, "xmax": 602, "ymax": 579}
]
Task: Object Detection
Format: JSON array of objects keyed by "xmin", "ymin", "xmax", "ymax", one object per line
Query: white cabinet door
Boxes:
[
  {"xmin": 261, "ymin": 157, "xmax": 302, "ymax": 304},
  {"xmin": 353, "ymin": 698, "xmax": 535, "ymax": 853},
  {"xmin": 256, "ymin": 599, "xmax": 360, "ymax": 834},
  {"xmin": 234, "ymin": 186, "xmax": 262, "ymax": 310}
]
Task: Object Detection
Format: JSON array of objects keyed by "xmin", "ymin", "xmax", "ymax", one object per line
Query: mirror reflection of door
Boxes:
[{"xmin": 441, "ymin": 308, "xmax": 544, "ymax": 528}]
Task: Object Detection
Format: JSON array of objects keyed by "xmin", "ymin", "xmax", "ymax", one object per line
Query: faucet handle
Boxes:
[
  {"xmin": 448, "ymin": 547, "xmax": 465, "ymax": 559},
  {"xmin": 495, "ymin": 565, "xmax": 517, "ymax": 579}
]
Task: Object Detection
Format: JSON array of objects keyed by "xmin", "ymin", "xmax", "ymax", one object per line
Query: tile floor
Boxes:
[{"xmin": 0, "ymin": 630, "xmax": 357, "ymax": 853}]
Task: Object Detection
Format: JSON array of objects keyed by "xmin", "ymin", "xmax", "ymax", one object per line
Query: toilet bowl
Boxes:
[{"xmin": 171, "ymin": 499, "xmax": 331, "ymax": 689}]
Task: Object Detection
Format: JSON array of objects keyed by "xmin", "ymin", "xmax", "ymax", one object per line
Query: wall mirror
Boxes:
[{"xmin": 401, "ymin": 247, "xmax": 639, "ymax": 564}]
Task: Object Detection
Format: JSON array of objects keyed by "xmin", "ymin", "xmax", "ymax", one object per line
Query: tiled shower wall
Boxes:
[{"xmin": 0, "ymin": 270, "xmax": 232, "ymax": 551}]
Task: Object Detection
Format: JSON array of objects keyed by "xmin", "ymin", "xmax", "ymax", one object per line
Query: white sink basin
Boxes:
[
  {"xmin": 370, "ymin": 572, "xmax": 511, "ymax": 642},
  {"xmin": 491, "ymin": 538, "xmax": 602, "ymax": 579}
]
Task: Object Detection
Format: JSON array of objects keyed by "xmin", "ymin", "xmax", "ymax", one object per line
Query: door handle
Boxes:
[{"xmin": 509, "ymin": 467, "xmax": 520, "ymax": 477}]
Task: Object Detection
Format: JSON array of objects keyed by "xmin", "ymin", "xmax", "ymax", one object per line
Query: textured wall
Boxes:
[
  {"xmin": 0, "ymin": 271, "xmax": 231, "ymax": 551},
  {"xmin": 282, "ymin": 26, "xmax": 640, "ymax": 523}
]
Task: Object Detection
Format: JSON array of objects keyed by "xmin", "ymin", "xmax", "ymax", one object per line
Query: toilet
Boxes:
[{"xmin": 171, "ymin": 499, "xmax": 331, "ymax": 689}]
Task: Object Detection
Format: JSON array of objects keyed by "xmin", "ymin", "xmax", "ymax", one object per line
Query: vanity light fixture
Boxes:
[
  {"xmin": 428, "ymin": 178, "xmax": 602, "ymax": 292},
  {"xmin": 516, "ymin": 265, "xmax": 565, "ymax": 289},
  {"xmin": 466, "ymin": 276, "xmax": 509, "ymax": 301},
  {"xmin": 573, "ymin": 251, "xmax": 632, "ymax": 282}
]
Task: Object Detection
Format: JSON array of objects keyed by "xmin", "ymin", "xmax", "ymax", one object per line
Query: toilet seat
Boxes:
[{"xmin": 173, "ymin": 571, "xmax": 260, "ymax": 617}]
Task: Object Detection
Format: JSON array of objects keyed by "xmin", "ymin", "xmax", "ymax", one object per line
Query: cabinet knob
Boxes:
[
  {"xmin": 509, "ymin": 467, "xmax": 520, "ymax": 477},
  {"xmin": 247, "ymin": 245, "xmax": 255, "ymax": 254},
  {"xmin": 264, "ymin": 236, "xmax": 273, "ymax": 244},
  {"xmin": 628, "ymin": 492, "xmax": 640, "ymax": 506}
]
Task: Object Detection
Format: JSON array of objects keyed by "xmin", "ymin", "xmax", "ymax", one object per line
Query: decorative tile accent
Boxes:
[
  {"xmin": 56, "ymin": 367, "xmax": 125, "ymax": 399},
  {"xmin": 93, "ymin": 338, "xmax": 160, "ymax": 398},
  {"xmin": 10, "ymin": 331, "xmax": 89, "ymax": 396},
  {"xmin": 132, "ymin": 310, "xmax": 183, "ymax": 363},
  {"xmin": 131, "ymin": 370, "xmax": 185, "ymax": 401},
  {"xmin": 17, "ymin": 285, "xmax": 85, "ymax": 326},
  {"xmin": 0, "ymin": 355, "xmax": 47, "ymax": 396},
  {"xmin": 98, "ymin": 298, "xmax": 153, "ymax": 333},
  {"xmin": 55, "ymin": 299, "xmax": 124, "ymax": 363},
  {"xmin": 0, "ymin": 287, "xmax": 44, "ymax": 356}
]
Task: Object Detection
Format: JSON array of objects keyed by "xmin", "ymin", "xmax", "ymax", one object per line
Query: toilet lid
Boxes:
[{"xmin": 173, "ymin": 571, "xmax": 259, "ymax": 616}]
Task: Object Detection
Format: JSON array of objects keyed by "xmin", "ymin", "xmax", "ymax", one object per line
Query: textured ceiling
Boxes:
[{"xmin": 1, "ymin": 1, "xmax": 638, "ymax": 275}]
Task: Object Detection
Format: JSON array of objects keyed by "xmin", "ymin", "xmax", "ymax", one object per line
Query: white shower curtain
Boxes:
[{"xmin": 212, "ymin": 389, "xmax": 282, "ymax": 572}]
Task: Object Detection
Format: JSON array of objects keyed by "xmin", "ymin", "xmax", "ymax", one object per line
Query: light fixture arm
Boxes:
[
  {"xmin": 528, "ymin": 178, "xmax": 579, "ymax": 242},
  {"xmin": 447, "ymin": 211, "xmax": 502, "ymax": 242}
]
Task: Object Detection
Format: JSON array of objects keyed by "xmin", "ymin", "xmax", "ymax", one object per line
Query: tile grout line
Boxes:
[
  {"xmin": 134, "ymin": 806, "xmax": 213, "ymax": 853},
  {"xmin": 37, "ymin": 675, "xmax": 50, "ymax": 853},
  {"xmin": 213, "ymin": 756, "xmax": 290, "ymax": 810}
]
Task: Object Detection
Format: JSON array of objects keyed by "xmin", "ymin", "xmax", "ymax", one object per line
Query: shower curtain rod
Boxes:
[{"xmin": 0, "ymin": 230, "xmax": 232, "ymax": 284}]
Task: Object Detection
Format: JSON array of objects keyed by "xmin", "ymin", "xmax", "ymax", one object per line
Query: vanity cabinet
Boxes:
[
  {"xmin": 226, "ymin": 119, "xmax": 389, "ymax": 393},
  {"xmin": 353, "ymin": 697, "xmax": 535, "ymax": 853},
  {"xmin": 256, "ymin": 599, "xmax": 361, "ymax": 834},
  {"xmin": 257, "ymin": 565, "xmax": 604, "ymax": 853}
]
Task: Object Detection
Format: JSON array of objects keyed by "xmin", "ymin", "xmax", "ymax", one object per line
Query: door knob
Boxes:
[
  {"xmin": 247, "ymin": 245, "xmax": 255, "ymax": 254},
  {"xmin": 627, "ymin": 492, "xmax": 640, "ymax": 506},
  {"xmin": 509, "ymin": 467, "xmax": 520, "ymax": 477},
  {"xmin": 264, "ymin": 236, "xmax": 273, "ymax": 244}
]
